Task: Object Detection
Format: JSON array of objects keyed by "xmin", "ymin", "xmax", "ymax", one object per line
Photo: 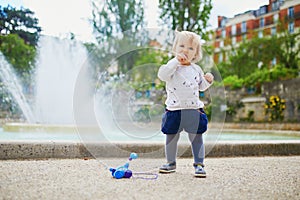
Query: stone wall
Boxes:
[
  {"xmin": 218, "ymin": 78, "xmax": 300, "ymax": 122},
  {"xmin": 237, "ymin": 97, "xmax": 266, "ymax": 121},
  {"xmin": 262, "ymin": 78, "xmax": 300, "ymax": 122}
]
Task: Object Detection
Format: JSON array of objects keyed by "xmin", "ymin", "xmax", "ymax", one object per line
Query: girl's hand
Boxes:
[
  {"xmin": 204, "ymin": 73, "xmax": 214, "ymax": 83},
  {"xmin": 176, "ymin": 54, "xmax": 189, "ymax": 65}
]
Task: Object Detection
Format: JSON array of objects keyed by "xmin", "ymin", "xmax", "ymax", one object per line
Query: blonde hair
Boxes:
[{"xmin": 172, "ymin": 30, "xmax": 202, "ymax": 63}]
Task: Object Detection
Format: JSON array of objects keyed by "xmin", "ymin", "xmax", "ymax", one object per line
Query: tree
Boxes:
[
  {"xmin": 274, "ymin": 29, "xmax": 300, "ymax": 71},
  {"xmin": 220, "ymin": 30, "xmax": 300, "ymax": 79},
  {"xmin": 218, "ymin": 41, "xmax": 259, "ymax": 79},
  {"xmin": 158, "ymin": 0, "xmax": 212, "ymax": 39},
  {"xmin": 0, "ymin": 5, "xmax": 41, "ymax": 46},
  {"xmin": 91, "ymin": 0, "xmax": 146, "ymax": 74},
  {"xmin": 0, "ymin": 34, "xmax": 36, "ymax": 84},
  {"xmin": 92, "ymin": 0, "xmax": 144, "ymax": 43}
]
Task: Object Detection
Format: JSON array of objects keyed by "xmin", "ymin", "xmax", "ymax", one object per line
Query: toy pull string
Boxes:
[{"xmin": 132, "ymin": 172, "xmax": 158, "ymax": 180}]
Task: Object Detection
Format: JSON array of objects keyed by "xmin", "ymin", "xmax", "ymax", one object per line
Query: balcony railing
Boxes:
[
  {"xmin": 253, "ymin": 23, "xmax": 260, "ymax": 29},
  {"xmin": 285, "ymin": 12, "xmax": 300, "ymax": 21},
  {"xmin": 228, "ymin": 30, "xmax": 246, "ymax": 37},
  {"xmin": 265, "ymin": 19, "xmax": 273, "ymax": 26},
  {"xmin": 294, "ymin": 12, "xmax": 300, "ymax": 19}
]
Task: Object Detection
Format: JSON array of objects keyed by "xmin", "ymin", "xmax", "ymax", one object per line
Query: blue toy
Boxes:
[{"xmin": 109, "ymin": 153, "xmax": 138, "ymax": 179}]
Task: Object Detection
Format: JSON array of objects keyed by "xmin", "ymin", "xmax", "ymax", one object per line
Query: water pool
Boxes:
[{"xmin": 0, "ymin": 127, "xmax": 299, "ymax": 142}]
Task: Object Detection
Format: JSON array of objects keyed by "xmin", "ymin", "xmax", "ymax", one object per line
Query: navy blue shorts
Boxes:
[{"xmin": 161, "ymin": 108, "xmax": 208, "ymax": 134}]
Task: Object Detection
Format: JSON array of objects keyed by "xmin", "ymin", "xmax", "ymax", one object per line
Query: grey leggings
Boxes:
[{"xmin": 165, "ymin": 133, "xmax": 205, "ymax": 164}]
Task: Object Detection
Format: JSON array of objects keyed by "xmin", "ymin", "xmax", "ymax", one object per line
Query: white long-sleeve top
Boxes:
[{"xmin": 158, "ymin": 58, "xmax": 212, "ymax": 111}]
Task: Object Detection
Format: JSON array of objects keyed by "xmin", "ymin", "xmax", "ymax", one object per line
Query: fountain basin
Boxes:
[
  {"xmin": 1, "ymin": 140, "xmax": 300, "ymax": 160},
  {"xmin": 2, "ymin": 123, "xmax": 101, "ymax": 134},
  {"xmin": 2, "ymin": 123, "xmax": 78, "ymax": 133},
  {"xmin": 1, "ymin": 123, "xmax": 300, "ymax": 159}
]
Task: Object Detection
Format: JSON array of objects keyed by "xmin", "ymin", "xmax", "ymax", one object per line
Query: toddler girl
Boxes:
[{"xmin": 157, "ymin": 30, "xmax": 214, "ymax": 177}]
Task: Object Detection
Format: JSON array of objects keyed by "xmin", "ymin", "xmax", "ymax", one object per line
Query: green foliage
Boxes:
[
  {"xmin": 243, "ymin": 68, "xmax": 270, "ymax": 87},
  {"xmin": 0, "ymin": 5, "xmax": 40, "ymax": 87},
  {"xmin": 247, "ymin": 110, "xmax": 255, "ymax": 122},
  {"xmin": 265, "ymin": 95, "xmax": 286, "ymax": 121},
  {"xmin": 0, "ymin": 34, "xmax": 36, "ymax": 76},
  {"xmin": 274, "ymin": 29, "xmax": 300, "ymax": 70},
  {"xmin": 0, "ymin": 83, "xmax": 21, "ymax": 117},
  {"xmin": 133, "ymin": 106, "xmax": 151, "ymax": 123},
  {"xmin": 239, "ymin": 110, "xmax": 255, "ymax": 122},
  {"xmin": 226, "ymin": 101, "xmax": 244, "ymax": 116},
  {"xmin": 131, "ymin": 48, "xmax": 166, "ymax": 82},
  {"xmin": 219, "ymin": 29, "xmax": 300, "ymax": 86},
  {"xmin": 224, "ymin": 100, "xmax": 244, "ymax": 122},
  {"xmin": 223, "ymin": 75, "xmax": 244, "ymax": 89},
  {"xmin": 221, "ymin": 37, "xmax": 276, "ymax": 79},
  {"xmin": 0, "ymin": 5, "xmax": 41, "ymax": 46},
  {"xmin": 158, "ymin": 0, "xmax": 212, "ymax": 39},
  {"xmin": 134, "ymin": 48, "xmax": 164, "ymax": 66},
  {"xmin": 149, "ymin": 105, "xmax": 165, "ymax": 117},
  {"xmin": 222, "ymin": 66, "xmax": 298, "ymax": 89},
  {"xmin": 132, "ymin": 104, "xmax": 164, "ymax": 123},
  {"xmin": 244, "ymin": 66, "xmax": 298, "ymax": 87},
  {"xmin": 83, "ymin": 42, "xmax": 105, "ymax": 79},
  {"xmin": 92, "ymin": 0, "xmax": 144, "ymax": 43},
  {"xmin": 91, "ymin": 0, "xmax": 146, "ymax": 74},
  {"xmin": 130, "ymin": 80, "xmax": 154, "ymax": 92}
]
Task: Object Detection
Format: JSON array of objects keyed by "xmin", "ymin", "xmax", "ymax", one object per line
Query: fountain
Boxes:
[
  {"xmin": 34, "ymin": 36, "xmax": 90, "ymax": 124},
  {"xmin": 1, "ymin": 35, "xmax": 91, "ymax": 132},
  {"xmin": 0, "ymin": 52, "xmax": 35, "ymax": 123},
  {"xmin": 1, "ymin": 34, "xmax": 165, "ymax": 137}
]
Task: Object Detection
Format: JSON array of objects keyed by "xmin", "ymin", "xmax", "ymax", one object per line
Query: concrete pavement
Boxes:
[{"xmin": 1, "ymin": 156, "xmax": 300, "ymax": 200}]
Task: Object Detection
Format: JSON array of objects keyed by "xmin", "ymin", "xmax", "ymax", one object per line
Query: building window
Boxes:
[
  {"xmin": 288, "ymin": 21, "xmax": 294, "ymax": 33},
  {"xmin": 232, "ymin": 37, "xmax": 236, "ymax": 45},
  {"xmin": 260, "ymin": 18, "xmax": 265, "ymax": 28},
  {"xmin": 221, "ymin": 18, "xmax": 226, "ymax": 27},
  {"xmin": 241, "ymin": 21, "xmax": 247, "ymax": 33},
  {"xmin": 258, "ymin": 31, "xmax": 263, "ymax": 38},
  {"xmin": 272, "ymin": 57, "xmax": 277, "ymax": 66},
  {"xmin": 218, "ymin": 53, "xmax": 223, "ymax": 63},
  {"xmin": 288, "ymin": 7, "xmax": 294, "ymax": 18},
  {"xmin": 220, "ymin": 40, "xmax": 224, "ymax": 48},
  {"xmin": 222, "ymin": 29, "xmax": 226, "ymax": 38},
  {"xmin": 272, "ymin": 1, "xmax": 280, "ymax": 11},
  {"xmin": 273, "ymin": 13, "xmax": 279, "ymax": 23},
  {"xmin": 259, "ymin": 6, "xmax": 267, "ymax": 15},
  {"xmin": 231, "ymin": 24, "xmax": 236, "ymax": 35},
  {"xmin": 271, "ymin": 27, "xmax": 277, "ymax": 35}
]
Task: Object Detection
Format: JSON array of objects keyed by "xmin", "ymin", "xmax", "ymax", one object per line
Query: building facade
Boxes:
[{"xmin": 212, "ymin": 0, "xmax": 300, "ymax": 64}]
